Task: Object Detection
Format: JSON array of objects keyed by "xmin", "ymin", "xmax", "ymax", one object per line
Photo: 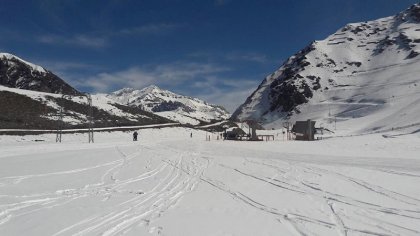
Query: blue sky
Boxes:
[{"xmin": 0, "ymin": 0, "xmax": 418, "ymax": 111}]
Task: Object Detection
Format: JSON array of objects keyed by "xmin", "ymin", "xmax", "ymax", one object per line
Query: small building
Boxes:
[
  {"xmin": 224, "ymin": 127, "xmax": 248, "ymax": 140},
  {"xmin": 291, "ymin": 119, "xmax": 316, "ymax": 141}
]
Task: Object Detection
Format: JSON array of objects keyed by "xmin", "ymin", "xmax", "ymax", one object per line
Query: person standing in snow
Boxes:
[
  {"xmin": 190, "ymin": 132, "xmax": 192, "ymax": 138},
  {"xmin": 133, "ymin": 131, "xmax": 138, "ymax": 141}
]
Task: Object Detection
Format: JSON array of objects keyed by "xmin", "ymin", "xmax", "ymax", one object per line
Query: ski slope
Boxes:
[{"xmin": 1, "ymin": 127, "xmax": 420, "ymax": 235}]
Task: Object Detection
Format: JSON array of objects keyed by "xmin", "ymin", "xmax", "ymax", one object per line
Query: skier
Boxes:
[
  {"xmin": 190, "ymin": 132, "xmax": 192, "ymax": 138},
  {"xmin": 133, "ymin": 131, "xmax": 138, "ymax": 141}
]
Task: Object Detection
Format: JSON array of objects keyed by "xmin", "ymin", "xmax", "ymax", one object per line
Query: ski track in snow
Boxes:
[
  {"xmin": 0, "ymin": 142, "xmax": 208, "ymax": 235},
  {"xmin": 52, "ymin": 150, "xmax": 208, "ymax": 235},
  {"xmin": 199, "ymin": 156, "xmax": 420, "ymax": 236},
  {"xmin": 1, "ymin": 130, "xmax": 420, "ymax": 235}
]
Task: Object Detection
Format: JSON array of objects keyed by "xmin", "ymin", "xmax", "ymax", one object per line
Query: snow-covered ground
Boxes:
[{"xmin": 1, "ymin": 127, "xmax": 420, "ymax": 235}]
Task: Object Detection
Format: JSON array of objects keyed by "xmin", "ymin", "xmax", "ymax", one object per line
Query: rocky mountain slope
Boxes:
[
  {"xmin": 103, "ymin": 85, "xmax": 230, "ymax": 125},
  {"xmin": 232, "ymin": 3, "xmax": 420, "ymax": 134},
  {"xmin": 0, "ymin": 53, "xmax": 81, "ymax": 95}
]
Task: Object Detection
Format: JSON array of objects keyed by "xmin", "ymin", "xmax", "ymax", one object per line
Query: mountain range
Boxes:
[{"xmin": 0, "ymin": 53, "xmax": 230, "ymax": 129}]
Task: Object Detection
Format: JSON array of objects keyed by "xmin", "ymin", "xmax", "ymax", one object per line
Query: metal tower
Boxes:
[
  {"xmin": 56, "ymin": 93, "xmax": 94, "ymax": 143},
  {"xmin": 85, "ymin": 93, "xmax": 94, "ymax": 143},
  {"xmin": 55, "ymin": 105, "xmax": 64, "ymax": 142}
]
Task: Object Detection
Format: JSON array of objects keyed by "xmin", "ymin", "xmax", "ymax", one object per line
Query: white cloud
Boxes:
[
  {"xmin": 188, "ymin": 50, "xmax": 270, "ymax": 64},
  {"xmin": 36, "ymin": 22, "xmax": 183, "ymax": 48},
  {"xmin": 39, "ymin": 61, "xmax": 100, "ymax": 72},
  {"xmin": 81, "ymin": 67, "xmax": 155, "ymax": 92},
  {"xmin": 225, "ymin": 52, "xmax": 268, "ymax": 63},
  {"xmin": 189, "ymin": 76, "xmax": 258, "ymax": 112},
  {"xmin": 77, "ymin": 62, "xmax": 230, "ymax": 92},
  {"xmin": 119, "ymin": 23, "xmax": 184, "ymax": 35},
  {"xmin": 203, "ymin": 87, "xmax": 255, "ymax": 113},
  {"xmin": 72, "ymin": 35, "xmax": 108, "ymax": 48},
  {"xmin": 37, "ymin": 34, "xmax": 108, "ymax": 48}
]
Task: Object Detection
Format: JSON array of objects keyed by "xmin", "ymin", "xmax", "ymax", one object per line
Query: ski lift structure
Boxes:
[
  {"xmin": 283, "ymin": 121, "xmax": 292, "ymax": 141},
  {"xmin": 244, "ymin": 119, "xmax": 262, "ymax": 141},
  {"xmin": 56, "ymin": 93, "xmax": 94, "ymax": 143}
]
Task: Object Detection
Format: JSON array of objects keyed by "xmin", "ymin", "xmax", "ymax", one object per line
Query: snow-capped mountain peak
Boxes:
[
  {"xmin": 398, "ymin": 3, "xmax": 420, "ymax": 22},
  {"xmin": 0, "ymin": 52, "xmax": 46, "ymax": 74},
  {"xmin": 106, "ymin": 85, "xmax": 229, "ymax": 125},
  {"xmin": 113, "ymin": 87, "xmax": 137, "ymax": 95},
  {"xmin": 140, "ymin": 84, "xmax": 161, "ymax": 93},
  {"xmin": 110, "ymin": 85, "xmax": 175, "ymax": 105},
  {"xmin": 0, "ymin": 52, "xmax": 81, "ymax": 95}
]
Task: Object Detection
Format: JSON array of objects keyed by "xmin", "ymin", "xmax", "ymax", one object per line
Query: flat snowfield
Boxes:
[{"xmin": 1, "ymin": 127, "xmax": 420, "ymax": 236}]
